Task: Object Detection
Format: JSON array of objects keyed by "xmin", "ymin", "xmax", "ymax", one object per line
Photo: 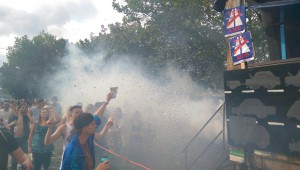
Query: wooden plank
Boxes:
[
  {"xmin": 226, "ymin": 0, "xmax": 243, "ymax": 70},
  {"xmin": 248, "ymin": 57, "xmax": 300, "ymax": 69},
  {"xmin": 226, "ymin": 0, "xmax": 240, "ymax": 9}
]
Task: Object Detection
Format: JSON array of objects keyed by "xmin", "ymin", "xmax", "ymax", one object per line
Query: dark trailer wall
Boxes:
[
  {"xmin": 217, "ymin": 0, "xmax": 300, "ymax": 169},
  {"xmin": 225, "ymin": 59, "xmax": 300, "ymax": 155},
  {"xmin": 224, "ymin": 58, "xmax": 300, "ymax": 170}
]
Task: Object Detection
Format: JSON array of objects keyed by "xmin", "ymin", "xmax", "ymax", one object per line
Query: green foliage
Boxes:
[
  {"xmin": 87, "ymin": 0, "xmax": 227, "ymax": 89},
  {"xmin": 246, "ymin": 9, "xmax": 269, "ymax": 62},
  {"xmin": 107, "ymin": 0, "xmax": 268, "ymax": 89},
  {"xmin": 0, "ymin": 32, "xmax": 67, "ymax": 99},
  {"xmin": 0, "ymin": 0, "xmax": 268, "ymax": 98}
]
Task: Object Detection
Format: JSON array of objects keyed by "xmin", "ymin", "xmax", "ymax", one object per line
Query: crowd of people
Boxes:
[{"xmin": 0, "ymin": 93, "xmax": 125, "ymax": 170}]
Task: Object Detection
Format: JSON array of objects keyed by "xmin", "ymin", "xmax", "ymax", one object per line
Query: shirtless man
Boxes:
[
  {"xmin": 6, "ymin": 105, "xmax": 35, "ymax": 170},
  {"xmin": 0, "ymin": 128, "xmax": 33, "ymax": 170}
]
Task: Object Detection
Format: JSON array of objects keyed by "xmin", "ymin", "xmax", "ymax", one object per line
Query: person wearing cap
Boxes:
[
  {"xmin": 44, "ymin": 93, "xmax": 112, "ymax": 168},
  {"xmin": 44, "ymin": 93, "xmax": 112, "ymax": 149},
  {"xmin": 61, "ymin": 113, "xmax": 110, "ymax": 170}
]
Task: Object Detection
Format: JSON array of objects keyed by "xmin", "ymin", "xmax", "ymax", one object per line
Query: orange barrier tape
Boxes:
[{"xmin": 94, "ymin": 141, "xmax": 152, "ymax": 170}]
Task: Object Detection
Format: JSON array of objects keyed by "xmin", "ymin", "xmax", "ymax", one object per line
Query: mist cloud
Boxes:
[{"xmin": 45, "ymin": 44, "xmax": 224, "ymax": 169}]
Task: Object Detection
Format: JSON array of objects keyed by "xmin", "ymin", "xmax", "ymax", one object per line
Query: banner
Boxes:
[
  {"xmin": 229, "ymin": 32, "xmax": 255, "ymax": 65},
  {"xmin": 224, "ymin": 6, "xmax": 246, "ymax": 37}
]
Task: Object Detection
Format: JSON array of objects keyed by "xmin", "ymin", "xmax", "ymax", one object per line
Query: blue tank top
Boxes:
[{"xmin": 31, "ymin": 123, "xmax": 54, "ymax": 153}]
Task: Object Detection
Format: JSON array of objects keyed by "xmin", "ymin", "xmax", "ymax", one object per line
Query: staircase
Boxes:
[{"xmin": 182, "ymin": 102, "xmax": 234, "ymax": 170}]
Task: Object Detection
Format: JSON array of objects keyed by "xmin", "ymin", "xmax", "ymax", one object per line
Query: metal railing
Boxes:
[{"xmin": 182, "ymin": 102, "xmax": 226, "ymax": 170}]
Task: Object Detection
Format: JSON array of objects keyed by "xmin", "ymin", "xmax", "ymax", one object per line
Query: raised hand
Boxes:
[
  {"xmin": 105, "ymin": 117, "xmax": 114, "ymax": 128},
  {"xmin": 95, "ymin": 160, "xmax": 110, "ymax": 170}
]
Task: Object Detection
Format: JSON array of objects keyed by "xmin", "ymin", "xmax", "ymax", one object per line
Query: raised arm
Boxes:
[
  {"xmin": 94, "ymin": 92, "xmax": 113, "ymax": 118},
  {"xmin": 95, "ymin": 117, "xmax": 113, "ymax": 141},
  {"xmin": 6, "ymin": 120, "xmax": 16, "ymax": 130},
  {"xmin": 44, "ymin": 123, "xmax": 64, "ymax": 145},
  {"xmin": 49, "ymin": 106, "xmax": 61, "ymax": 124},
  {"xmin": 27, "ymin": 108, "xmax": 33, "ymax": 117},
  {"xmin": 59, "ymin": 114, "xmax": 68, "ymax": 126},
  {"xmin": 26, "ymin": 111, "xmax": 35, "ymax": 124}
]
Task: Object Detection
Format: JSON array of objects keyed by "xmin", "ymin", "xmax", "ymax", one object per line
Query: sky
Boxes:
[{"xmin": 0, "ymin": 0, "xmax": 124, "ymax": 64}]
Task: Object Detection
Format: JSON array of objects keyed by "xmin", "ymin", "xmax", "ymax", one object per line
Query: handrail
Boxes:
[
  {"xmin": 213, "ymin": 150, "xmax": 229, "ymax": 170},
  {"xmin": 187, "ymin": 130, "xmax": 224, "ymax": 170},
  {"xmin": 182, "ymin": 102, "xmax": 225, "ymax": 153}
]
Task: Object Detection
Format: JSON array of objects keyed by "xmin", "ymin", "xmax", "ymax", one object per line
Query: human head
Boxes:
[
  {"xmin": 3, "ymin": 103, "xmax": 10, "ymax": 110},
  {"xmin": 76, "ymin": 102, "xmax": 83, "ymax": 107},
  {"xmin": 37, "ymin": 99, "xmax": 45, "ymax": 108},
  {"xmin": 94, "ymin": 102, "xmax": 103, "ymax": 109},
  {"xmin": 51, "ymin": 96, "xmax": 58, "ymax": 103},
  {"xmin": 39, "ymin": 108, "xmax": 50, "ymax": 123},
  {"xmin": 69, "ymin": 105, "xmax": 83, "ymax": 120},
  {"xmin": 85, "ymin": 104, "xmax": 95, "ymax": 113},
  {"xmin": 113, "ymin": 107, "xmax": 123, "ymax": 120},
  {"xmin": 20, "ymin": 98, "xmax": 25, "ymax": 104},
  {"xmin": 33, "ymin": 98, "xmax": 38, "ymax": 106},
  {"xmin": 74, "ymin": 113, "xmax": 96, "ymax": 135},
  {"xmin": 17, "ymin": 104, "xmax": 27, "ymax": 114}
]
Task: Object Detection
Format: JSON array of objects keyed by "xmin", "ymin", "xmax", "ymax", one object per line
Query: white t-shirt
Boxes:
[
  {"xmin": 63, "ymin": 123, "xmax": 72, "ymax": 150},
  {"xmin": 0, "ymin": 109, "xmax": 12, "ymax": 126}
]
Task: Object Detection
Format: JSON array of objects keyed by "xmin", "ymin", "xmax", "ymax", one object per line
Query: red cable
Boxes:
[{"xmin": 94, "ymin": 141, "xmax": 152, "ymax": 170}]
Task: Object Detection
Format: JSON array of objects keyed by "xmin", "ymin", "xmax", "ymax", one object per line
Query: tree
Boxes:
[
  {"xmin": 108, "ymin": 0, "xmax": 270, "ymax": 88},
  {"xmin": 109, "ymin": 0, "xmax": 226, "ymax": 89},
  {"xmin": 76, "ymin": 0, "xmax": 227, "ymax": 88},
  {"xmin": 0, "ymin": 32, "xmax": 67, "ymax": 99},
  {"xmin": 76, "ymin": 0, "xmax": 269, "ymax": 90}
]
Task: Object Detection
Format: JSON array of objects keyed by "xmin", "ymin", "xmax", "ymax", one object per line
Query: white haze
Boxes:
[{"xmin": 48, "ymin": 44, "xmax": 224, "ymax": 169}]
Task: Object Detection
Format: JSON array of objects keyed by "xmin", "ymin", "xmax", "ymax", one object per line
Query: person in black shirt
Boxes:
[{"xmin": 0, "ymin": 128, "xmax": 33, "ymax": 170}]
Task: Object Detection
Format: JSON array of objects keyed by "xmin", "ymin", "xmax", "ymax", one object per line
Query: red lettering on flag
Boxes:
[{"xmin": 236, "ymin": 53, "xmax": 250, "ymax": 61}]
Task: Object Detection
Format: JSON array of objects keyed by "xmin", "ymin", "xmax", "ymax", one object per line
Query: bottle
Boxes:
[
  {"xmin": 13, "ymin": 121, "xmax": 18, "ymax": 134},
  {"xmin": 101, "ymin": 156, "xmax": 109, "ymax": 163}
]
